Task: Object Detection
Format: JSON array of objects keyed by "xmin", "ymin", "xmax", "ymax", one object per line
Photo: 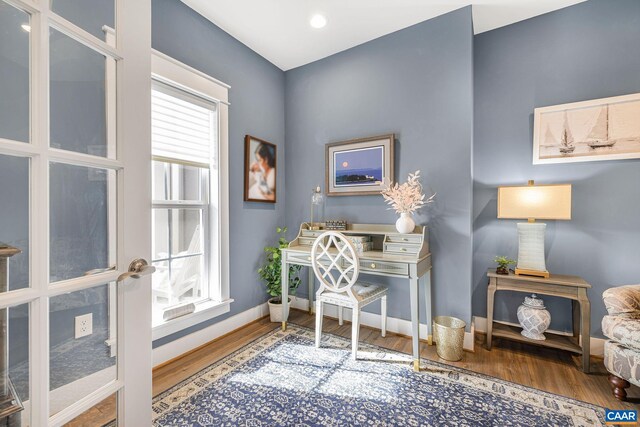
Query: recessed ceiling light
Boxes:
[
  {"xmin": 309, "ymin": 14, "xmax": 327, "ymax": 29},
  {"xmin": 21, "ymin": 24, "xmax": 31, "ymax": 32}
]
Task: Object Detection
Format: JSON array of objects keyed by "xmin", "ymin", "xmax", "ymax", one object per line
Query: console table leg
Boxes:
[
  {"xmin": 486, "ymin": 278, "xmax": 496, "ymax": 350},
  {"xmin": 410, "ymin": 277, "xmax": 420, "ymax": 371},
  {"xmin": 579, "ymin": 289, "xmax": 591, "ymax": 373}
]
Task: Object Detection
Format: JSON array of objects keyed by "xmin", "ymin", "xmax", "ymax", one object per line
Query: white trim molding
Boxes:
[
  {"xmin": 473, "ymin": 316, "xmax": 605, "ymax": 357},
  {"xmin": 153, "ymin": 302, "xmax": 269, "ymax": 367},
  {"xmin": 292, "ymin": 298, "xmax": 475, "ymax": 352}
]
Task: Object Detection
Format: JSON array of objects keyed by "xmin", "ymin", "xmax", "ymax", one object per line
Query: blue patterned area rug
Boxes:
[{"xmin": 152, "ymin": 325, "xmax": 604, "ymax": 426}]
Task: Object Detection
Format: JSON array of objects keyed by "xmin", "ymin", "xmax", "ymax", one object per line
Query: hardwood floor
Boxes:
[
  {"xmin": 70, "ymin": 308, "xmax": 638, "ymax": 426},
  {"xmin": 154, "ymin": 308, "xmax": 639, "ymax": 409}
]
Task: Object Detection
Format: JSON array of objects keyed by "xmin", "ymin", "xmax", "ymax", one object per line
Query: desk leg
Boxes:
[
  {"xmin": 486, "ymin": 277, "xmax": 496, "ymax": 350},
  {"xmin": 424, "ymin": 271, "xmax": 433, "ymax": 345},
  {"xmin": 281, "ymin": 257, "xmax": 289, "ymax": 331},
  {"xmin": 308, "ymin": 267, "xmax": 315, "ymax": 315},
  {"xmin": 578, "ymin": 289, "xmax": 591, "ymax": 373},
  {"xmin": 410, "ymin": 277, "xmax": 420, "ymax": 372}
]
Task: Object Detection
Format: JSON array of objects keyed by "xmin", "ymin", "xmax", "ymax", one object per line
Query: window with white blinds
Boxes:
[{"xmin": 151, "ymin": 80, "xmax": 217, "ymax": 166}]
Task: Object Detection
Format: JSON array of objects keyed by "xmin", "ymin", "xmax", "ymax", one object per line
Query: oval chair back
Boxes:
[{"xmin": 311, "ymin": 231, "xmax": 360, "ymax": 299}]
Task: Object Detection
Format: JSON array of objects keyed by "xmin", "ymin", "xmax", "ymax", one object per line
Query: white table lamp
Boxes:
[{"xmin": 497, "ymin": 180, "xmax": 572, "ymax": 278}]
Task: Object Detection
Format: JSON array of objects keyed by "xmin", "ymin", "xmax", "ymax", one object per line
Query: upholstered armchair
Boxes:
[{"xmin": 602, "ymin": 285, "xmax": 640, "ymax": 400}]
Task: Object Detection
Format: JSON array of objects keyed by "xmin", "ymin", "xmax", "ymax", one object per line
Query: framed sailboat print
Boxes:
[{"xmin": 533, "ymin": 92, "xmax": 640, "ymax": 164}]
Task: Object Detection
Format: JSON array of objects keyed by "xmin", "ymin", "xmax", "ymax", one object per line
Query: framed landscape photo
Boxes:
[
  {"xmin": 244, "ymin": 135, "xmax": 277, "ymax": 203},
  {"xmin": 326, "ymin": 134, "xmax": 394, "ymax": 196},
  {"xmin": 533, "ymin": 92, "xmax": 640, "ymax": 164}
]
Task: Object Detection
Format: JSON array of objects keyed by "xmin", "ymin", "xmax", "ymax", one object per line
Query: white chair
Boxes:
[{"xmin": 312, "ymin": 231, "xmax": 388, "ymax": 359}]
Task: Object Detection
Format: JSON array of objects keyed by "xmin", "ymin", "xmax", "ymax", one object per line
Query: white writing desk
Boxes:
[{"xmin": 280, "ymin": 223, "xmax": 433, "ymax": 371}]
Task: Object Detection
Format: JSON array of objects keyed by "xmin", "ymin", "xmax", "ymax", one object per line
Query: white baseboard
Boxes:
[
  {"xmin": 153, "ymin": 302, "xmax": 269, "ymax": 367},
  {"xmin": 473, "ymin": 316, "xmax": 605, "ymax": 357},
  {"xmin": 153, "ymin": 296, "xmax": 478, "ymax": 368},
  {"xmin": 292, "ymin": 297, "xmax": 475, "ymax": 352}
]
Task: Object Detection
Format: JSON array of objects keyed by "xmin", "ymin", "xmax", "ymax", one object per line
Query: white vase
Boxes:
[
  {"xmin": 517, "ymin": 294, "xmax": 551, "ymax": 341},
  {"xmin": 395, "ymin": 212, "xmax": 415, "ymax": 234}
]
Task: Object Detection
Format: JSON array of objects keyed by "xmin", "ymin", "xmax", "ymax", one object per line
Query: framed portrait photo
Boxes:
[
  {"xmin": 325, "ymin": 134, "xmax": 395, "ymax": 196},
  {"xmin": 244, "ymin": 135, "xmax": 277, "ymax": 203}
]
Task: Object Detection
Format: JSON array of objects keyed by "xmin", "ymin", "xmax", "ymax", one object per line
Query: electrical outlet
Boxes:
[{"xmin": 75, "ymin": 313, "xmax": 93, "ymax": 339}]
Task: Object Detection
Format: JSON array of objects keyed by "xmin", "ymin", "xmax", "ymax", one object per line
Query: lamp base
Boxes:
[{"xmin": 515, "ymin": 268, "xmax": 550, "ymax": 279}]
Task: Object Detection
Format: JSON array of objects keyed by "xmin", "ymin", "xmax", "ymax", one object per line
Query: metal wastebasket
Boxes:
[{"xmin": 433, "ymin": 316, "xmax": 466, "ymax": 361}]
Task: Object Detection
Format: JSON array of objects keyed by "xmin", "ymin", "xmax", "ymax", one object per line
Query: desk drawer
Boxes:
[
  {"xmin": 298, "ymin": 237, "xmax": 316, "ymax": 246},
  {"xmin": 384, "ymin": 243, "xmax": 420, "ymax": 255},
  {"xmin": 385, "ymin": 234, "xmax": 422, "ymax": 244},
  {"xmin": 286, "ymin": 252, "xmax": 333, "ymax": 266},
  {"xmin": 301, "ymin": 230, "xmax": 324, "ymax": 238},
  {"xmin": 286, "ymin": 252, "xmax": 313, "ymax": 265},
  {"xmin": 360, "ymin": 260, "xmax": 408, "ymax": 276}
]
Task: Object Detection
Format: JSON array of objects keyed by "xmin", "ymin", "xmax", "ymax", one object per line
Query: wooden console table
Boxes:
[{"xmin": 486, "ymin": 269, "xmax": 591, "ymax": 373}]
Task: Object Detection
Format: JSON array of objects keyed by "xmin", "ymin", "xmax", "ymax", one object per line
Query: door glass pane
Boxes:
[
  {"xmin": 63, "ymin": 392, "xmax": 116, "ymax": 426},
  {"xmin": 49, "ymin": 283, "xmax": 117, "ymax": 416},
  {"xmin": 171, "ymin": 209, "xmax": 203, "ymax": 256},
  {"xmin": 5, "ymin": 303, "xmax": 29, "ymax": 427},
  {"xmin": 50, "ymin": 28, "xmax": 113, "ymax": 157},
  {"xmin": 0, "ymin": 2, "xmax": 30, "ymax": 143},
  {"xmin": 50, "ymin": 163, "xmax": 115, "ymax": 282},
  {"xmin": 50, "ymin": 0, "xmax": 115, "ymax": 42},
  {"xmin": 0, "ymin": 154, "xmax": 29, "ymax": 292}
]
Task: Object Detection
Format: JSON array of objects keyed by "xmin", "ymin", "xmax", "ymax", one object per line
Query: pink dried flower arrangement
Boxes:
[{"xmin": 379, "ymin": 170, "xmax": 435, "ymax": 214}]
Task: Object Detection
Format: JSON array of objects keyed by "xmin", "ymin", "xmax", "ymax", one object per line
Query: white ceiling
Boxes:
[{"xmin": 181, "ymin": 0, "xmax": 587, "ymax": 71}]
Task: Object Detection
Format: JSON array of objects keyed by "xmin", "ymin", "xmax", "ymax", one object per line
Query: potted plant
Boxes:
[
  {"xmin": 494, "ymin": 256, "xmax": 516, "ymax": 275},
  {"xmin": 379, "ymin": 170, "xmax": 435, "ymax": 234},
  {"xmin": 258, "ymin": 227, "xmax": 302, "ymax": 322}
]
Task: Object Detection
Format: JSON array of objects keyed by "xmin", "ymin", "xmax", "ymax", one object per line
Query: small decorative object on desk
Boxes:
[
  {"xmin": 309, "ymin": 186, "xmax": 325, "ymax": 230},
  {"xmin": 325, "ymin": 220, "xmax": 347, "ymax": 230},
  {"xmin": 517, "ymin": 294, "xmax": 551, "ymax": 341},
  {"xmin": 379, "ymin": 170, "xmax": 435, "ymax": 234},
  {"xmin": 494, "ymin": 256, "xmax": 516, "ymax": 275},
  {"xmin": 336, "ymin": 235, "xmax": 373, "ymax": 255}
]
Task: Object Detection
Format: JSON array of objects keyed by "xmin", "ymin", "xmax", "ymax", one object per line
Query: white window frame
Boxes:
[{"xmin": 150, "ymin": 50, "xmax": 231, "ymax": 340}]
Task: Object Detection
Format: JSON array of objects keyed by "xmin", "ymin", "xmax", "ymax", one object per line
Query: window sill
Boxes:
[{"xmin": 152, "ymin": 299, "xmax": 234, "ymax": 340}]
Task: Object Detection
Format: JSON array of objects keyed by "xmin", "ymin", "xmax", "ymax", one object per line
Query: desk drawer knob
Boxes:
[
  {"xmin": 307, "ymin": 256, "xmax": 311, "ymax": 261},
  {"xmin": 370, "ymin": 263, "xmax": 376, "ymax": 269},
  {"xmin": 401, "ymin": 248, "xmax": 407, "ymax": 252},
  {"xmin": 402, "ymin": 238, "xmax": 408, "ymax": 242}
]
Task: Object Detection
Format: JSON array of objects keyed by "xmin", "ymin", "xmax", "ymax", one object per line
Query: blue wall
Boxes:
[
  {"xmin": 473, "ymin": 0, "xmax": 640, "ymax": 337},
  {"xmin": 284, "ymin": 7, "xmax": 474, "ymax": 325},
  {"xmin": 152, "ymin": 0, "xmax": 286, "ymax": 346}
]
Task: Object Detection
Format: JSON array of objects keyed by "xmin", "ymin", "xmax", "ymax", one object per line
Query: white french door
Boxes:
[{"xmin": 0, "ymin": 0, "xmax": 151, "ymax": 426}]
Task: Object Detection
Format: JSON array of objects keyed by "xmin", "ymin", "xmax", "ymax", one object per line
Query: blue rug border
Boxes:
[{"xmin": 152, "ymin": 323, "xmax": 605, "ymax": 418}]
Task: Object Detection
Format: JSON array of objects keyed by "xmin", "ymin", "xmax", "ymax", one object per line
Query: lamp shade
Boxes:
[{"xmin": 497, "ymin": 183, "xmax": 572, "ymax": 220}]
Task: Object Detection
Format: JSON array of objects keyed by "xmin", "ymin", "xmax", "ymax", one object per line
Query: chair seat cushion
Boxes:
[
  {"xmin": 604, "ymin": 340, "xmax": 640, "ymax": 387},
  {"xmin": 602, "ymin": 315, "xmax": 640, "ymax": 351},
  {"xmin": 319, "ymin": 282, "xmax": 387, "ymax": 304}
]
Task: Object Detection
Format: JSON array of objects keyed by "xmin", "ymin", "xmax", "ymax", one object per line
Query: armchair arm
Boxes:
[{"xmin": 603, "ymin": 285, "xmax": 640, "ymax": 317}]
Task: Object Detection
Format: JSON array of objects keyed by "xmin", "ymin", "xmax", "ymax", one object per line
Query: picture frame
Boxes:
[
  {"xmin": 325, "ymin": 134, "xmax": 395, "ymax": 196},
  {"xmin": 244, "ymin": 135, "xmax": 277, "ymax": 203},
  {"xmin": 533, "ymin": 92, "xmax": 640, "ymax": 164}
]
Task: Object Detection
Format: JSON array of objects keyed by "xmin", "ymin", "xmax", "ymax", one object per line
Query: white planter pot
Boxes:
[
  {"xmin": 268, "ymin": 297, "xmax": 291, "ymax": 323},
  {"xmin": 395, "ymin": 212, "xmax": 416, "ymax": 234}
]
